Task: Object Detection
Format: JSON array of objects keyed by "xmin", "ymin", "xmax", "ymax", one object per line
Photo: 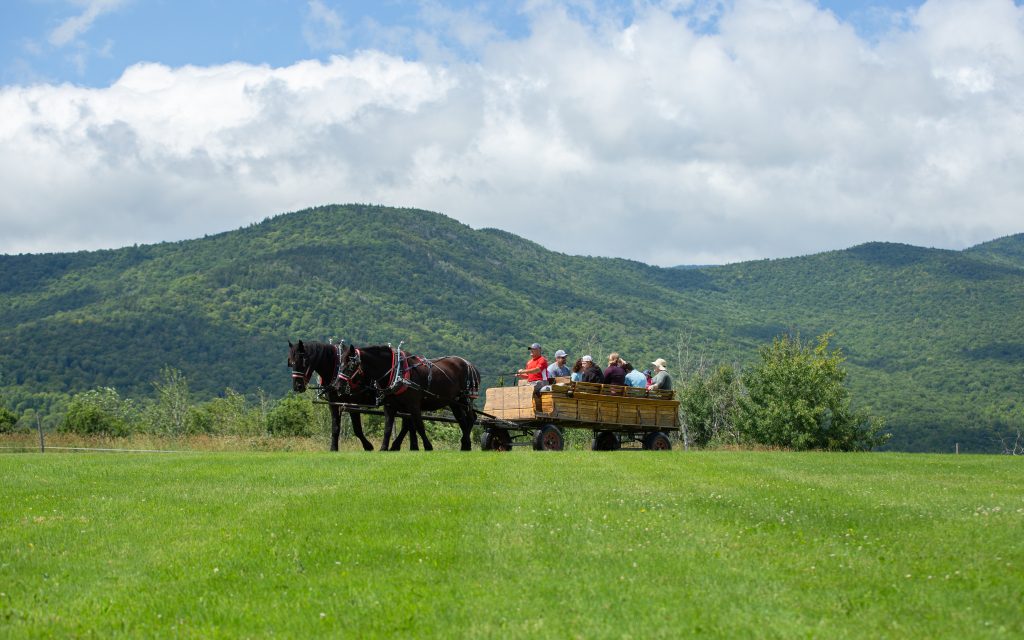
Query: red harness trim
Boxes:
[
  {"xmin": 388, "ymin": 350, "xmax": 428, "ymax": 396},
  {"xmin": 391, "ymin": 349, "xmax": 410, "ymax": 396}
]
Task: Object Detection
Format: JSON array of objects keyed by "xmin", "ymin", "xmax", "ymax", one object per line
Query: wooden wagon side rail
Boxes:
[
  {"xmin": 538, "ymin": 391, "xmax": 679, "ymax": 430},
  {"xmin": 571, "ymin": 381, "xmax": 675, "ymax": 401},
  {"xmin": 482, "ymin": 382, "xmax": 680, "ymax": 430}
]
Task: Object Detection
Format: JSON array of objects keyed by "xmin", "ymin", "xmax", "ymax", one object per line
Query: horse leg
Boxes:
[
  {"xmin": 380, "ymin": 406, "xmax": 396, "ymax": 452},
  {"xmin": 330, "ymin": 405, "xmax": 341, "ymax": 452},
  {"xmin": 407, "ymin": 418, "xmax": 420, "ymax": 451},
  {"xmin": 453, "ymin": 403, "xmax": 475, "ymax": 451},
  {"xmin": 390, "ymin": 404, "xmax": 414, "ymax": 451},
  {"xmin": 391, "ymin": 419, "xmax": 409, "ymax": 452},
  {"xmin": 417, "ymin": 414, "xmax": 432, "ymax": 451},
  {"xmin": 350, "ymin": 412, "xmax": 374, "ymax": 451},
  {"xmin": 391, "ymin": 407, "xmax": 423, "ymax": 452}
]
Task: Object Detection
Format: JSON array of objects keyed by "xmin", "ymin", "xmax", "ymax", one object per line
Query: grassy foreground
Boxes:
[{"xmin": 1, "ymin": 451, "xmax": 1021, "ymax": 638}]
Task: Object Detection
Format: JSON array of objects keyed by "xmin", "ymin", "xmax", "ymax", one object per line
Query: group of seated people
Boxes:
[{"xmin": 517, "ymin": 344, "xmax": 672, "ymax": 392}]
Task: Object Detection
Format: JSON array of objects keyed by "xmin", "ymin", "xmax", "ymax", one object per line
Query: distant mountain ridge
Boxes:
[{"xmin": 1, "ymin": 205, "xmax": 1021, "ymax": 452}]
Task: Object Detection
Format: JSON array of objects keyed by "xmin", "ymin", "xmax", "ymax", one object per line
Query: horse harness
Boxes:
[
  {"xmin": 334, "ymin": 342, "xmax": 477, "ymax": 404},
  {"xmin": 291, "ymin": 351, "xmax": 314, "ymax": 386}
]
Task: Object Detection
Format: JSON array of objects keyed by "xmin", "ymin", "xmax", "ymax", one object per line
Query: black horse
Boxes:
[
  {"xmin": 287, "ymin": 340, "xmax": 421, "ymax": 451},
  {"xmin": 335, "ymin": 343, "xmax": 480, "ymax": 451}
]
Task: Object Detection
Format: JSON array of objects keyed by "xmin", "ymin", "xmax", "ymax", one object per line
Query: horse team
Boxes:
[{"xmin": 288, "ymin": 340, "xmax": 480, "ymax": 451}]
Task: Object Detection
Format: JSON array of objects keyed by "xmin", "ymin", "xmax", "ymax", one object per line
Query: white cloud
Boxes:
[
  {"xmin": 2, "ymin": 0, "xmax": 1024, "ymax": 264},
  {"xmin": 303, "ymin": 0, "xmax": 346, "ymax": 51},
  {"xmin": 44, "ymin": 0, "xmax": 128, "ymax": 78},
  {"xmin": 49, "ymin": 0, "xmax": 128, "ymax": 47}
]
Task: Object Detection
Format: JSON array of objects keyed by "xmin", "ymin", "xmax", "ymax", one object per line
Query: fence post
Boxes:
[
  {"xmin": 37, "ymin": 416, "xmax": 45, "ymax": 453},
  {"xmin": 955, "ymin": 442, "xmax": 959, "ymax": 455}
]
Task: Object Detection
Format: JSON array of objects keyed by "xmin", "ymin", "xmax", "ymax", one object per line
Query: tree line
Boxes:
[
  {"xmin": 1, "ymin": 332, "xmax": 893, "ymax": 451},
  {"xmin": 2, "ymin": 204, "xmax": 1022, "ymax": 452}
]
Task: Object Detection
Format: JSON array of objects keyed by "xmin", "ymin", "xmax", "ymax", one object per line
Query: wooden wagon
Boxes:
[{"xmin": 478, "ymin": 380, "xmax": 680, "ymax": 451}]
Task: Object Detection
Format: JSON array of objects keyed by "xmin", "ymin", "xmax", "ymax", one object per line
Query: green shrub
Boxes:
[
  {"xmin": 266, "ymin": 394, "xmax": 315, "ymax": 437},
  {"xmin": 737, "ymin": 332, "xmax": 889, "ymax": 451},
  {"xmin": 60, "ymin": 388, "xmax": 134, "ymax": 437},
  {"xmin": 143, "ymin": 367, "xmax": 192, "ymax": 436},
  {"xmin": 679, "ymin": 364, "xmax": 742, "ymax": 447},
  {"xmin": 195, "ymin": 390, "xmax": 267, "ymax": 436},
  {"xmin": 0, "ymin": 405, "xmax": 19, "ymax": 434}
]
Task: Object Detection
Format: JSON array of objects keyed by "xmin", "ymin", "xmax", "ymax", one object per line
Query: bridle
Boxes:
[
  {"xmin": 291, "ymin": 352, "xmax": 313, "ymax": 389},
  {"xmin": 335, "ymin": 343, "xmax": 364, "ymax": 391}
]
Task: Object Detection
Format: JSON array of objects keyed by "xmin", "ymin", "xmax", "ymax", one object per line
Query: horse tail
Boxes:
[
  {"xmin": 453, "ymin": 357, "xmax": 481, "ymax": 407},
  {"xmin": 467, "ymin": 360, "xmax": 481, "ymax": 399},
  {"xmin": 462, "ymin": 360, "xmax": 480, "ymax": 423}
]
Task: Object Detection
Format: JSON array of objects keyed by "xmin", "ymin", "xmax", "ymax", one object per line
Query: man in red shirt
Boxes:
[{"xmin": 517, "ymin": 343, "xmax": 549, "ymax": 385}]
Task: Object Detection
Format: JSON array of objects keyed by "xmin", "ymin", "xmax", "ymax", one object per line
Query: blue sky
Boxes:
[
  {"xmin": 3, "ymin": 1, "xmax": 926, "ymax": 87},
  {"xmin": 1, "ymin": 1, "xmax": 1023, "ymax": 264}
]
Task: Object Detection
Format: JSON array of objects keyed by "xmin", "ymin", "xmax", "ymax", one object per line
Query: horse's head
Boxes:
[
  {"xmin": 335, "ymin": 342, "xmax": 363, "ymax": 395},
  {"xmin": 287, "ymin": 340, "xmax": 313, "ymax": 393}
]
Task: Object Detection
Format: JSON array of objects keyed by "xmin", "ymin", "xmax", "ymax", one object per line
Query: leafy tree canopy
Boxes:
[{"xmin": 738, "ymin": 333, "xmax": 889, "ymax": 451}]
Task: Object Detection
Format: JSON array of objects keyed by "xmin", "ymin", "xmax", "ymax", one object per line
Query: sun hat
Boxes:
[
  {"xmin": 651, "ymin": 358, "xmax": 668, "ymax": 371},
  {"xmin": 554, "ymin": 349, "xmax": 568, "ymax": 358}
]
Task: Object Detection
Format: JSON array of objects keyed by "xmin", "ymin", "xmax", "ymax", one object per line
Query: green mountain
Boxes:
[{"xmin": 2, "ymin": 204, "xmax": 1021, "ymax": 452}]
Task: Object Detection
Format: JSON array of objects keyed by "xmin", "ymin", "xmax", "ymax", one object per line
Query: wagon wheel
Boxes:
[
  {"xmin": 481, "ymin": 429, "xmax": 512, "ymax": 452},
  {"xmin": 532, "ymin": 424, "xmax": 564, "ymax": 451},
  {"xmin": 592, "ymin": 430, "xmax": 620, "ymax": 451},
  {"xmin": 642, "ymin": 431, "xmax": 672, "ymax": 451}
]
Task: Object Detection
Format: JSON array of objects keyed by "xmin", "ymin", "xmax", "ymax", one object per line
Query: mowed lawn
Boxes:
[{"xmin": 1, "ymin": 451, "xmax": 1021, "ymax": 638}]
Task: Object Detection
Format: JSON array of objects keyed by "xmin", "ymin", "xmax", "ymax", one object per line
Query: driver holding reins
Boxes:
[{"xmin": 517, "ymin": 342, "xmax": 549, "ymax": 387}]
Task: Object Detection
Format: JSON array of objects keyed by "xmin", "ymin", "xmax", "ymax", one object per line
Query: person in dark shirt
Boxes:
[
  {"xmin": 603, "ymin": 352, "xmax": 626, "ymax": 386},
  {"xmin": 578, "ymin": 355, "xmax": 605, "ymax": 383}
]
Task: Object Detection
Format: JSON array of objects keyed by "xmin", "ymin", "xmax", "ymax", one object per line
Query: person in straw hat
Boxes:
[{"xmin": 647, "ymin": 358, "xmax": 672, "ymax": 391}]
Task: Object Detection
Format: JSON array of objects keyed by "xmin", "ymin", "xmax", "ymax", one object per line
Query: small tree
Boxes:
[
  {"xmin": 188, "ymin": 389, "xmax": 266, "ymax": 436},
  {"xmin": 0, "ymin": 404, "xmax": 20, "ymax": 434},
  {"xmin": 679, "ymin": 363, "xmax": 743, "ymax": 447},
  {"xmin": 737, "ymin": 332, "xmax": 889, "ymax": 451},
  {"xmin": 146, "ymin": 367, "xmax": 192, "ymax": 436},
  {"xmin": 61, "ymin": 388, "xmax": 134, "ymax": 437},
  {"xmin": 267, "ymin": 393, "xmax": 315, "ymax": 437}
]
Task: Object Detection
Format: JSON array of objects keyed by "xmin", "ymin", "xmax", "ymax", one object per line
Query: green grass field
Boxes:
[{"xmin": 2, "ymin": 451, "xmax": 1021, "ymax": 638}]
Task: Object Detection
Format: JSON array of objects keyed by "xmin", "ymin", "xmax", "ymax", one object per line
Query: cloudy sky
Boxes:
[{"xmin": 1, "ymin": 0, "xmax": 1022, "ymax": 265}]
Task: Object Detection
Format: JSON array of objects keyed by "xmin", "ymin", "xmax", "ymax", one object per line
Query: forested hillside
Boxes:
[{"xmin": 1, "ymin": 204, "xmax": 1021, "ymax": 452}]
